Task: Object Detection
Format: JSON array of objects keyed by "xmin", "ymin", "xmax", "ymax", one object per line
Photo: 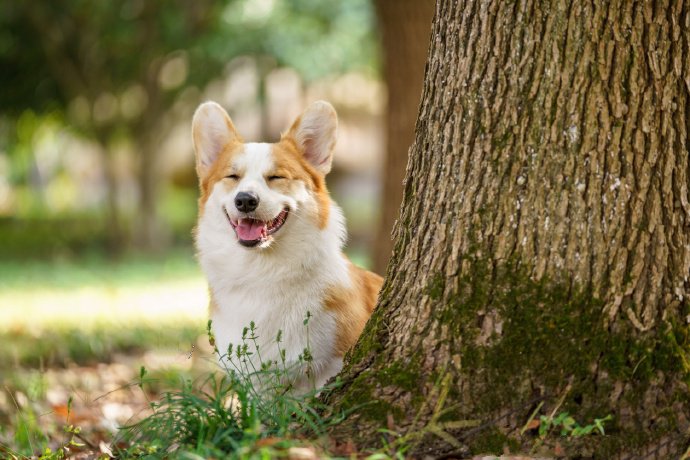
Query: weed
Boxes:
[
  {"xmin": 522, "ymin": 388, "xmax": 612, "ymax": 455},
  {"xmin": 115, "ymin": 314, "xmax": 346, "ymax": 458},
  {"xmin": 8, "ymin": 397, "xmax": 96, "ymax": 460},
  {"xmin": 537, "ymin": 412, "xmax": 612, "ymax": 438},
  {"xmin": 37, "ymin": 424, "xmax": 87, "ymax": 460}
]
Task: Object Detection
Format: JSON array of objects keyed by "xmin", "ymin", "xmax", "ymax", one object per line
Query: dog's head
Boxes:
[{"xmin": 192, "ymin": 101, "xmax": 337, "ymax": 249}]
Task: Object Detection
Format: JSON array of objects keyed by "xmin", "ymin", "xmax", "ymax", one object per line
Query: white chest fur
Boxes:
[{"xmin": 196, "ymin": 189, "xmax": 350, "ymax": 389}]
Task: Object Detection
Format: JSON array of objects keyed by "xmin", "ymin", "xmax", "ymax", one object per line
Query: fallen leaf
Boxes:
[
  {"xmin": 255, "ymin": 437, "xmax": 282, "ymax": 448},
  {"xmin": 288, "ymin": 446, "xmax": 318, "ymax": 460},
  {"xmin": 525, "ymin": 419, "xmax": 541, "ymax": 430}
]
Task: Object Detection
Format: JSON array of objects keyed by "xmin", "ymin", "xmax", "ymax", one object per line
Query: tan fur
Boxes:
[
  {"xmin": 196, "ymin": 140, "xmax": 244, "ymax": 212},
  {"xmin": 274, "ymin": 137, "xmax": 331, "ymax": 229},
  {"xmin": 325, "ymin": 263, "xmax": 383, "ymax": 356}
]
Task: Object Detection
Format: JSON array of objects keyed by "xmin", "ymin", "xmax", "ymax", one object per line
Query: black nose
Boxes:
[{"xmin": 234, "ymin": 191, "xmax": 259, "ymax": 212}]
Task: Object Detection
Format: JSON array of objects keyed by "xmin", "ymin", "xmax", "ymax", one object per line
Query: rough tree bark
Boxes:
[
  {"xmin": 373, "ymin": 0, "xmax": 435, "ymax": 274},
  {"xmin": 326, "ymin": 1, "xmax": 690, "ymax": 457}
]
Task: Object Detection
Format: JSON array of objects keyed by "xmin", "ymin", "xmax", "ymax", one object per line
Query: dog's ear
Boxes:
[
  {"xmin": 192, "ymin": 102, "xmax": 241, "ymax": 178},
  {"xmin": 286, "ymin": 101, "xmax": 338, "ymax": 175}
]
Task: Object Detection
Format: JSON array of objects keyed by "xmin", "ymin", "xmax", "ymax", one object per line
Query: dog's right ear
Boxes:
[
  {"xmin": 192, "ymin": 102, "xmax": 241, "ymax": 178},
  {"xmin": 285, "ymin": 101, "xmax": 337, "ymax": 175}
]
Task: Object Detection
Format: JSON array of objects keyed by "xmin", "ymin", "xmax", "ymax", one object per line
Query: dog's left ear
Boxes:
[{"xmin": 286, "ymin": 101, "xmax": 338, "ymax": 175}]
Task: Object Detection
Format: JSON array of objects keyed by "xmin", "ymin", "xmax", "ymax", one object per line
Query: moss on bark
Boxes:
[{"xmin": 326, "ymin": 257, "xmax": 690, "ymax": 456}]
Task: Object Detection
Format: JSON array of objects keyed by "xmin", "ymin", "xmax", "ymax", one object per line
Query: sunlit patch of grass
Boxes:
[
  {"xmin": 0, "ymin": 248, "xmax": 202, "ymax": 291},
  {"xmin": 0, "ymin": 250, "xmax": 207, "ymax": 367},
  {"xmin": 0, "ymin": 249, "xmax": 212, "ymax": 456}
]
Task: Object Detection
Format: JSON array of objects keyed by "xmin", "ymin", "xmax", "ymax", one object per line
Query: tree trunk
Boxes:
[
  {"xmin": 325, "ymin": 1, "xmax": 690, "ymax": 457},
  {"xmin": 94, "ymin": 128, "xmax": 126, "ymax": 255},
  {"xmin": 102, "ymin": 149, "xmax": 125, "ymax": 254},
  {"xmin": 373, "ymin": 0, "xmax": 435, "ymax": 274},
  {"xmin": 134, "ymin": 129, "xmax": 168, "ymax": 251},
  {"xmin": 132, "ymin": 57, "xmax": 169, "ymax": 252}
]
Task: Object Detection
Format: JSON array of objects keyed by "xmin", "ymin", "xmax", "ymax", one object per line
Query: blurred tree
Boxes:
[
  {"xmin": 0, "ymin": 0, "xmax": 377, "ymax": 252},
  {"xmin": 373, "ymin": 0, "xmax": 434, "ymax": 274},
  {"xmin": 0, "ymin": 0, "xmax": 232, "ymax": 250},
  {"xmin": 218, "ymin": 0, "xmax": 378, "ymax": 139},
  {"xmin": 326, "ymin": 0, "xmax": 690, "ymax": 457}
]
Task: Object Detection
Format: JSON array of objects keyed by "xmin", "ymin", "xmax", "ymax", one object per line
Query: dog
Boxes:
[{"xmin": 192, "ymin": 100, "xmax": 383, "ymax": 391}]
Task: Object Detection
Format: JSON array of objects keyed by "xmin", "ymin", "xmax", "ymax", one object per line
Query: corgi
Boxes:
[{"xmin": 191, "ymin": 100, "xmax": 383, "ymax": 391}]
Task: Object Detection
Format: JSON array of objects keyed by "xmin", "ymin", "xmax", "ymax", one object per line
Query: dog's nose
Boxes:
[{"xmin": 234, "ymin": 191, "xmax": 259, "ymax": 213}]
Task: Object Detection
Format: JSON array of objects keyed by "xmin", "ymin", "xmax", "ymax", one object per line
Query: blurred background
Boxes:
[{"xmin": 0, "ymin": 0, "xmax": 433, "ymax": 453}]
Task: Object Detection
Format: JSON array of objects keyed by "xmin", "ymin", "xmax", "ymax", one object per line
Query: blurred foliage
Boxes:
[
  {"xmin": 0, "ymin": 0, "xmax": 376, "ymax": 138},
  {"xmin": 0, "ymin": 216, "xmax": 109, "ymax": 260},
  {"xmin": 0, "ymin": 248, "xmax": 200, "ymax": 289},
  {"xmin": 0, "ymin": 0, "xmax": 230, "ymax": 116},
  {"xmin": 0, "ymin": 0, "xmax": 247, "ymax": 250},
  {"xmin": 0, "ymin": 190, "xmax": 197, "ymax": 259},
  {"xmin": 0, "ymin": 0, "xmax": 378, "ymax": 253},
  {"xmin": 221, "ymin": 0, "xmax": 377, "ymax": 80}
]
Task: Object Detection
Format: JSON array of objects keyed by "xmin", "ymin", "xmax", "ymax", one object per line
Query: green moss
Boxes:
[
  {"xmin": 444, "ymin": 259, "xmax": 688, "ymax": 387},
  {"xmin": 340, "ymin": 341, "xmax": 425, "ymax": 425},
  {"xmin": 346, "ymin": 301, "xmax": 387, "ymax": 365},
  {"xmin": 426, "ymin": 273, "xmax": 445, "ymax": 300},
  {"xmin": 337, "ymin": 252, "xmax": 689, "ymax": 455},
  {"xmin": 492, "ymin": 130, "xmax": 513, "ymax": 150},
  {"xmin": 377, "ymin": 359, "xmax": 422, "ymax": 392},
  {"xmin": 433, "ymin": 256, "xmax": 690, "ymax": 454},
  {"xmin": 468, "ymin": 427, "xmax": 519, "ymax": 455},
  {"xmin": 336, "ymin": 372, "xmax": 393, "ymax": 421},
  {"xmin": 333, "ymin": 366, "xmax": 421, "ymax": 426}
]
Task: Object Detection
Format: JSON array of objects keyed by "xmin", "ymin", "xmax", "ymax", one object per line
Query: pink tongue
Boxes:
[{"xmin": 236, "ymin": 219, "xmax": 265, "ymax": 241}]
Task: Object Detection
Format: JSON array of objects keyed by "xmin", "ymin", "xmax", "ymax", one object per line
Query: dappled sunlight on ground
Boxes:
[
  {"xmin": 0, "ymin": 251, "xmax": 208, "ymax": 332},
  {"xmin": 0, "ymin": 251, "xmax": 222, "ymax": 456},
  {"xmin": 0, "ymin": 277, "xmax": 207, "ymax": 331},
  {"xmin": 1, "ymin": 345, "xmax": 218, "ymax": 457}
]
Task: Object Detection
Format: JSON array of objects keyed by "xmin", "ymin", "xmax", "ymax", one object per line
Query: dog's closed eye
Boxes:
[{"xmin": 268, "ymin": 175, "xmax": 286, "ymax": 181}]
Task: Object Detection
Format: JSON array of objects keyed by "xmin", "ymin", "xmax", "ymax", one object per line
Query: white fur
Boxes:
[{"xmin": 196, "ymin": 143, "xmax": 351, "ymax": 390}]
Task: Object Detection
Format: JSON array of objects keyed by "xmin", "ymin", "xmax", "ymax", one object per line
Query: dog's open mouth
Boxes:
[{"xmin": 224, "ymin": 207, "xmax": 289, "ymax": 247}]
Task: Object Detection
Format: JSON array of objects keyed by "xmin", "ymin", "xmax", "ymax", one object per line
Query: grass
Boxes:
[
  {"xmin": 0, "ymin": 250, "xmax": 395, "ymax": 459},
  {"xmin": 1, "ymin": 248, "xmax": 620, "ymax": 459},
  {"xmin": 0, "ymin": 250, "xmax": 210, "ymax": 457},
  {"xmin": 110, "ymin": 317, "xmax": 396, "ymax": 459},
  {"xmin": 0, "ymin": 249, "xmax": 207, "ymax": 367}
]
